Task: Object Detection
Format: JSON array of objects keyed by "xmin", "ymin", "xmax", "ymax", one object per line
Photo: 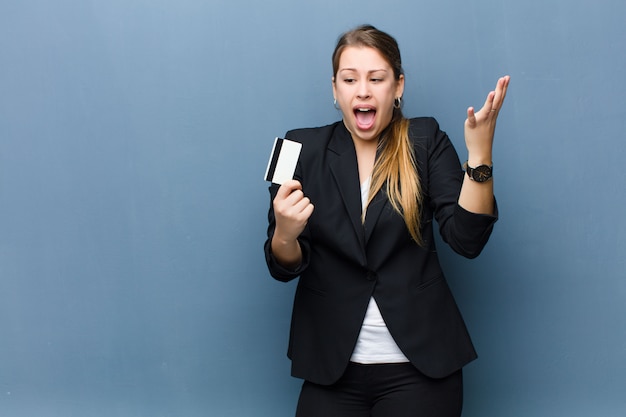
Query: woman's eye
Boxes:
[{"xmin": 344, "ymin": 78, "xmax": 355, "ymax": 83}]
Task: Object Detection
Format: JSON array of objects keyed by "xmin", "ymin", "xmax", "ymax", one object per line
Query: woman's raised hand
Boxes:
[
  {"xmin": 272, "ymin": 180, "xmax": 314, "ymax": 244},
  {"xmin": 464, "ymin": 75, "xmax": 510, "ymax": 163}
]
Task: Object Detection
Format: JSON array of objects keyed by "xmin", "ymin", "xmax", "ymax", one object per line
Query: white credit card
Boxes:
[{"xmin": 264, "ymin": 137, "xmax": 302, "ymax": 185}]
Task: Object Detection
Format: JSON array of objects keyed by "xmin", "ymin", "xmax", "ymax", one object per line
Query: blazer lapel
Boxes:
[
  {"xmin": 363, "ymin": 186, "xmax": 388, "ymax": 244},
  {"xmin": 327, "ymin": 123, "xmax": 366, "ymax": 251}
]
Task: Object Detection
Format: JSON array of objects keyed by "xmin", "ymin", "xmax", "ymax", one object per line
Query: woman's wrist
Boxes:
[
  {"xmin": 466, "ymin": 152, "xmax": 493, "ymax": 167},
  {"xmin": 271, "ymin": 233, "xmax": 302, "ymax": 268}
]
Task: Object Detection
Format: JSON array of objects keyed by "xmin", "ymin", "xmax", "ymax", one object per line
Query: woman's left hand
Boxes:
[{"xmin": 464, "ymin": 75, "xmax": 510, "ymax": 163}]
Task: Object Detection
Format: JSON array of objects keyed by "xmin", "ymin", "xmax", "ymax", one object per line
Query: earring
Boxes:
[
  {"xmin": 333, "ymin": 98, "xmax": 340, "ymax": 110},
  {"xmin": 394, "ymin": 97, "xmax": 402, "ymax": 109}
]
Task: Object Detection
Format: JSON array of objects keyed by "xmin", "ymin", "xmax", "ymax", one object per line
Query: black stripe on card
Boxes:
[{"xmin": 265, "ymin": 138, "xmax": 284, "ymax": 182}]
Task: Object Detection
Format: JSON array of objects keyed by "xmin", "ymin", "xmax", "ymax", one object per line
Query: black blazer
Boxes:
[{"xmin": 264, "ymin": 118, "xmax": 497, "ymax": 385}]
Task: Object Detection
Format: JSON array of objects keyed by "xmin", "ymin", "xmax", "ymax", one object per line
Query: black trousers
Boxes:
[{"xmin": 295, "ymin": 362, "xmax": 463, "ymax": 417}]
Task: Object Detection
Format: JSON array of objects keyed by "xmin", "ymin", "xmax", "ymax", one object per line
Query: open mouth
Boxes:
[{"xmin": 354, "ymin": 107, "xmax": 376, "ymax": 130}]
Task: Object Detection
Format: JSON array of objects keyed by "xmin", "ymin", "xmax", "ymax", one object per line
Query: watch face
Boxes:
[{"xmin": 472, "ymin": 165, "xmax": 492, "ymax": 182}]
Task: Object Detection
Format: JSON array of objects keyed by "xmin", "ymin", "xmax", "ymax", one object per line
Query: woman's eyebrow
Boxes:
[{"xmin": 338, "ymin": 68, "xmax": 389, "ymax": 74}]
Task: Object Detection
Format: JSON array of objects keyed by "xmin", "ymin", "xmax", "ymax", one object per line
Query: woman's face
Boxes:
[{"xmin": 333, "ymin": 46, "xmax": 404, "ymax": 146}]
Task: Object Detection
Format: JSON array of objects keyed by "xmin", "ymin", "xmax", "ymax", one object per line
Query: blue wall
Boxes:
[{"xmin": 1, "ymin": 0, "xmax": 624, "ymax": 416}]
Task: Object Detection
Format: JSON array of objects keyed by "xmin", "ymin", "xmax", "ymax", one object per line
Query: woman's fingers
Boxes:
[
  {"xmin": 273, "ymin": 180, "xmax": 314, "ymax": 237},
  {"xmin": 490, "ymin": 75, "xmax": 510, "ymax": 113}
]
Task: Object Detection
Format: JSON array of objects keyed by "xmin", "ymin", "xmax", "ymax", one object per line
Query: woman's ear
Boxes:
[{"xmin": 395, "ymin": 74, "xmax": 405, "ymax": 99}]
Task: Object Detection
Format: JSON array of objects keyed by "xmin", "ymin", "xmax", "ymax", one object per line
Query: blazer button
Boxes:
[{"xmin": 366, "ymin": 271, "xmax": 377, "ymax": 281}]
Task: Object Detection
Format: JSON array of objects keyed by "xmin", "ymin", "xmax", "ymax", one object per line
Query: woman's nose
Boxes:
[{"xmin": 356, "ymin": 82, "xmax": 371, "ymax": 99}]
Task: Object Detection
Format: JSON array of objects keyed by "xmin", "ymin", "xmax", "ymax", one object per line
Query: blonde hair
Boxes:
[{"xmin": 333, "ymin": 25, "xmax": 423, "ymax": 244}]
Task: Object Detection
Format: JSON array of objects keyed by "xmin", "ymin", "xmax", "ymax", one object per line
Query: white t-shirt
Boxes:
[{"xmin": 350, "ymin": 176, "xmax": 409, "ymax": 364}]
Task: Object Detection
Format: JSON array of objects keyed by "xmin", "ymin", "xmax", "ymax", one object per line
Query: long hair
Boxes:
[{"xmin": 332, "ymin": 25, "xmax": 423, "ymax": 244}]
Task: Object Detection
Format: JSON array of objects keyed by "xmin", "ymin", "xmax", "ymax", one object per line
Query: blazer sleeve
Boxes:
[{"xmin": 420, "ymin": 118, "xmax": 498, "ymax": 258}]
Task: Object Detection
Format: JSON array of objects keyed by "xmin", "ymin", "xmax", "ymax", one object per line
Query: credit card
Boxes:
[{"xmin": 264, "ymin": 137, "xmax": 302, "ymax": 184}]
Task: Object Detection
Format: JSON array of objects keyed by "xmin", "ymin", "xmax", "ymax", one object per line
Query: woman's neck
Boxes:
[{"xmin": 353, "ymin": 137, "xmax": 378, "ymax": 185}]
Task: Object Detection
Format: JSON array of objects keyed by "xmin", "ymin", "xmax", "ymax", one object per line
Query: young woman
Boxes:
[{"xmin": 264, "ymin": 24, "xmax": 510, "ymax": 417}]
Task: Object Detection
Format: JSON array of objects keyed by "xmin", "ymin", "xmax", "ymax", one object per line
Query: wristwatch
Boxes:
[{"xmin": 463, "ymin": 161, "xmax": 493, "ymax": 182}]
